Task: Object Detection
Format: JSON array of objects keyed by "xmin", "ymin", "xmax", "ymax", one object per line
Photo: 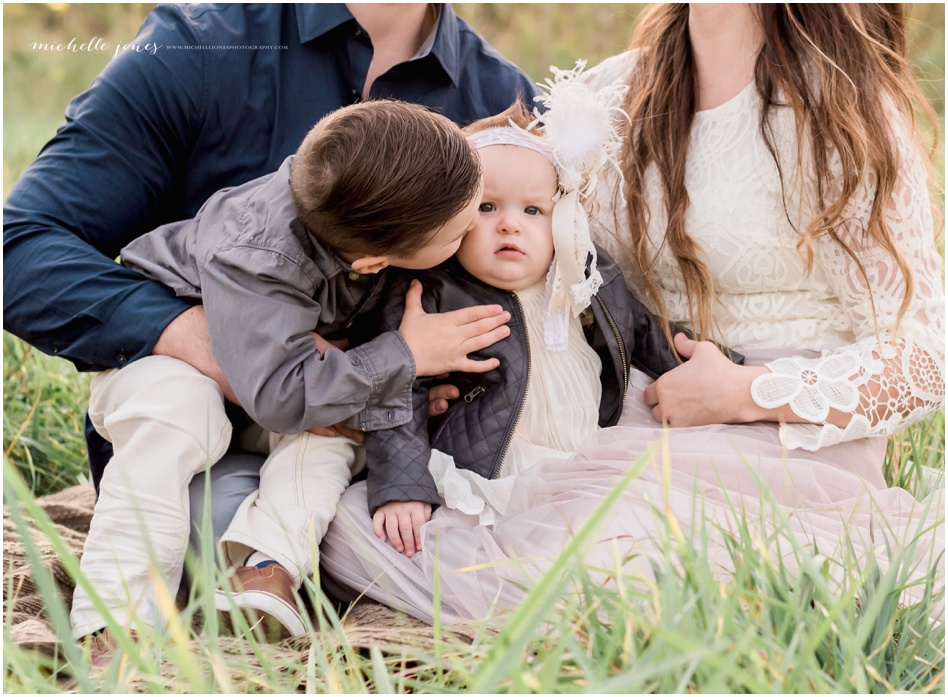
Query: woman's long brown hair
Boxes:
[{"xmin": 620, "ymin": 3, "xmax": 940, "ymax": 344}]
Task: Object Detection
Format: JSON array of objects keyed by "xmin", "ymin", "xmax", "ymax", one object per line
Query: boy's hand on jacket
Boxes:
[
  {"xmin": 398, "ymin": 280, "xmax": 510, "ymax": 377},
  {"xmin": 373, "ymin": 500, "xmax": 432, "ymax": 557}
]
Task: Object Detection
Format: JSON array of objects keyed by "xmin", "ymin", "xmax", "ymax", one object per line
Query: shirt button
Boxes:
[
  {"xmin": 386, "ymin": 409, "xmax": 393, "ymax": 421},
  {"xmin": 348, "ymin": 271, "xmax": 360, "ymax": 281},
  {"xmin": 116, "ymin": 352, "xmax": 128, "ymax": 365}
]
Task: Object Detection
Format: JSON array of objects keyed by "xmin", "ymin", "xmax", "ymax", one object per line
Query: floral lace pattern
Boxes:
[{"xmin": 582, "ymin": 52, "xmax": 945, "ymax": 450}]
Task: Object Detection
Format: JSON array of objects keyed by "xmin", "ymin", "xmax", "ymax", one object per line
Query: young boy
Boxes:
[{"xmin": 72, "ymin": 101, "xmax": 511, "ymax": 650}]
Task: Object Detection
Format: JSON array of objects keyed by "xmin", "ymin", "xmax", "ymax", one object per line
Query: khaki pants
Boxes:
[{"xmin": 70, "ymin": 356, "xmax": 363, "ymax": 638}]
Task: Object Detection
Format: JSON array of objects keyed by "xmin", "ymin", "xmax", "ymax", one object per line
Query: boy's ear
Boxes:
[{"xmin": 350, "ymin": 255, "xmax": 389, "ymax": 275}]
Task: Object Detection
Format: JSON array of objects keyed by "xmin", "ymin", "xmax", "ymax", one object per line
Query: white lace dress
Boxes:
[{"xmin": 321, "ymin": 52, "xmax": 945, "ymax": 624}]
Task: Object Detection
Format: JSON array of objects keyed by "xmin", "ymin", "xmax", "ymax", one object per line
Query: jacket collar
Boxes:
[{"xmin": 295, "ymin": 4, "xmax": 461, "ymax": 87}]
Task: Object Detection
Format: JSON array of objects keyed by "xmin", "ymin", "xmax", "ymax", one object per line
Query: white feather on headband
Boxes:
[
  {"xmin": 531, "ymin": 60, "xmax": 629, "ymax": 351},
  {"xmin": 533, "ymin": 59, "xmax": 628, "ymax": 196}
]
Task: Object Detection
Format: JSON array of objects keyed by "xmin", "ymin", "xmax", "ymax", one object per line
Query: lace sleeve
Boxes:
[{"xmin": 750, "ymin": 121, "xmax": 945, "ymax": 450}]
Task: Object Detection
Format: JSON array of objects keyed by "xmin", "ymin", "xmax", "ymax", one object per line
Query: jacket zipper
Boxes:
[
  {"xmin": 595, "ymin": 295, "xmax": 628, "ymax": 403},
  {"xmin": 492, "ymin": 292, "xmax": 530, "ymax": 479},
  {"xmin": 463, "ymin": 385, "xmax": 486, "ymax": 402}
]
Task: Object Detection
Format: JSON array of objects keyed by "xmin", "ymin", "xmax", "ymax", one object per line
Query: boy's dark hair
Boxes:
[
  {"xmin": 463, "ymin": 99, "xmax": 535, "ymax": 135},
  {"xmin": 290, "ymin": 101, "xmax": 481, "ymax": 257}
]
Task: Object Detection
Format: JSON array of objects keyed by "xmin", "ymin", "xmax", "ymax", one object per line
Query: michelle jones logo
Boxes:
[
  {"xmin": 30, "ymin": 37, "xmax": 288, "ymax": 58},
  {"xmin": 31, "ymin": 36, "xmax": 159, "ymax": 58}
]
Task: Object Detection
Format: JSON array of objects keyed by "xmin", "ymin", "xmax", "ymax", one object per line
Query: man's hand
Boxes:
[
  {"xmin": 398, "ymin": 280, "xmax": 510, "ymax": 377},
  {"xmin": 372, "ymin": 500, "xmax": 432, "ymax": 557},
  {"xmin": 153, "ymin": 305, "xmax": 239, "ymax": 403},
  {"xmin": 307, "ymin": 421, "xmax": 364, "ymax": 442},
  {"xmin": 311, "ymin": 331, "xmax": 349, "ymax": 356}
]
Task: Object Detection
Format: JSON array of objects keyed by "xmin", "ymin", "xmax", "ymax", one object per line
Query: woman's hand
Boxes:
[{"xmin": 643, "ymin": 334, "xmax": 768, "ymax": 427}]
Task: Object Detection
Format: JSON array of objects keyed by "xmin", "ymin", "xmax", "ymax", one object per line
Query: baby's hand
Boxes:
[{"xmin": 372, "ymin": 501, "xmax": 432, "ymax": 557}]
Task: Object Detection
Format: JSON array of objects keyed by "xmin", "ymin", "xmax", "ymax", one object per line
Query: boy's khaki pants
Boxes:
[{"xmin": 70, "ymin": 355, "xmax": 363, "ymax": 638}]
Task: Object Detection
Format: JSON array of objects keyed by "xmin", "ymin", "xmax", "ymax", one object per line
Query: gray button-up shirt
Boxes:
[{"xmin": 121, "ymin": 157, "xmax": 415, "ymax": 434}]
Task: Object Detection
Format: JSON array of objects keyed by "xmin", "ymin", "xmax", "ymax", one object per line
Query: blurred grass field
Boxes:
[{"xmin": 2, "ymin": 4, "xmax": 945, "ymax": 694}]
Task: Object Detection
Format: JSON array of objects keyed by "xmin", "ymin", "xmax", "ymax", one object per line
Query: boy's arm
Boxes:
[
  {"xmin": 198, "ymin": 224, "xmax": 508, "ymax": 434},
  {"xmin": 202, "ymin": 244, "xmax": 416, "ymax": 434}
]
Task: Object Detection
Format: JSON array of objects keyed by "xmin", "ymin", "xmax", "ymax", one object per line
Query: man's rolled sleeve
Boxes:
[
  {"xmin": 90, "ymin": 280, "xmax": 195, "ymax": 370},
  {"xmin": 3, "ymin": 222, "xmax": 194, "ymax": 370}
]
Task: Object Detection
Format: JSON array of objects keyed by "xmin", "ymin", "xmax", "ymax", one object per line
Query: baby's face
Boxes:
[{"xmin": 456, "ymin": 145, "xmax": 557, "ymax": 291}]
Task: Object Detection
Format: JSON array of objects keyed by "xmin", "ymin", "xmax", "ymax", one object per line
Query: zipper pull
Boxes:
[{"xmin": 463, "ymin": 385, "xmax": 486, "ymax": 403}]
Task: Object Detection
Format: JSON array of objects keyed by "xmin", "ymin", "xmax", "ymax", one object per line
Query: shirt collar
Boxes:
[
  {"xmin": 295, "ymin": 4, "xmax": 462, "ymax": 87},
  {"xmin": 428, "ymin": 4, "xmax": 461, "ymax": 86},
  {"xmin": 295, "ymin": 4, "xmax": 354, "ymax": 43},
  {"xmin": 413, "ymin": 4, "xmax": 440, "ymax": 59}
]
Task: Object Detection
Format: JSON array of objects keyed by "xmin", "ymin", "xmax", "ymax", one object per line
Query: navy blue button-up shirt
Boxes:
[{"xmin": 3, "ymin": 3, "xmax": 536, "ymax": 371}]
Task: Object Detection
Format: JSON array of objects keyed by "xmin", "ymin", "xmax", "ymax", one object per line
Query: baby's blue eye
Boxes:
[
  {"xmin": 525, "ymin": 206, "xmax": 540, "ymax": 215},
  {"xmin": 479, "ymin": 203, "xmax": 495, "ymax": 213}
]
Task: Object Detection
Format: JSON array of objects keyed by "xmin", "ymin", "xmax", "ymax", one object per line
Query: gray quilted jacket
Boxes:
[{"xmin": 365, "ymin": 247, "xmax": 744, "ymax": 514}]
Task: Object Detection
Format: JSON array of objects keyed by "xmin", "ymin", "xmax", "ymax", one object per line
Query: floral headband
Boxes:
[{"xmin": 468, "ymin": 61, "xmax": 628, "ymax": 351}]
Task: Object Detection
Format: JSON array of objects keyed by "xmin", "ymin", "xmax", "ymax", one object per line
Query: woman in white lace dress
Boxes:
[{"xmin": 321, "ymin": 4, "xmax": 944, "ymax": 622}]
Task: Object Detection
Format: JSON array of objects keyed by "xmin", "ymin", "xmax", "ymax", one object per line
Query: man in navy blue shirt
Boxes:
[{"xmin": 3, "ymin": 4, "xmax": 536, "ymax": 559}]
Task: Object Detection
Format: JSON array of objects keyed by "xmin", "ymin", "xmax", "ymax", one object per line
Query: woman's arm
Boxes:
[
  {"xmin": 750, "ymin": 123, "xmax": 945, "ymax": 449},
  {"xmin": 646, "ymin": 124, "xmax": 945, "ymax": 449}
]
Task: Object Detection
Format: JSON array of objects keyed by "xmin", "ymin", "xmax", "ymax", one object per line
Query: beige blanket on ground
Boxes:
[{"xmin": 4, "ymin": 484, "xmax": 467, "ymax": 659}]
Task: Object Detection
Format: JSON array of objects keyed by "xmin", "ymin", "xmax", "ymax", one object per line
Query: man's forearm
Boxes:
[{"xmin": 2, "ymin": 224, "xmax": 192, "ymax": 370}]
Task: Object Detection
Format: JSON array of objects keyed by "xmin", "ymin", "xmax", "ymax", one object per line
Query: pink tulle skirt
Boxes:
[{"xmin": 321, "ymin": 352, "xmax": 945, "ymax": 624}]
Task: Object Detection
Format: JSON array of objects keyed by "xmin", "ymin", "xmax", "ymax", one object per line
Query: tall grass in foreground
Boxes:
[
  {"xmin": 3, "ymin": 436, "xmax": 945, "ymax": 693},
  {"xmin": 3, "ymin": 330, "xmax": 945, "ymax": 694},
  {"xmin": 2, "ymin": 330, "xmax": 946, "ymax": 693}
]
